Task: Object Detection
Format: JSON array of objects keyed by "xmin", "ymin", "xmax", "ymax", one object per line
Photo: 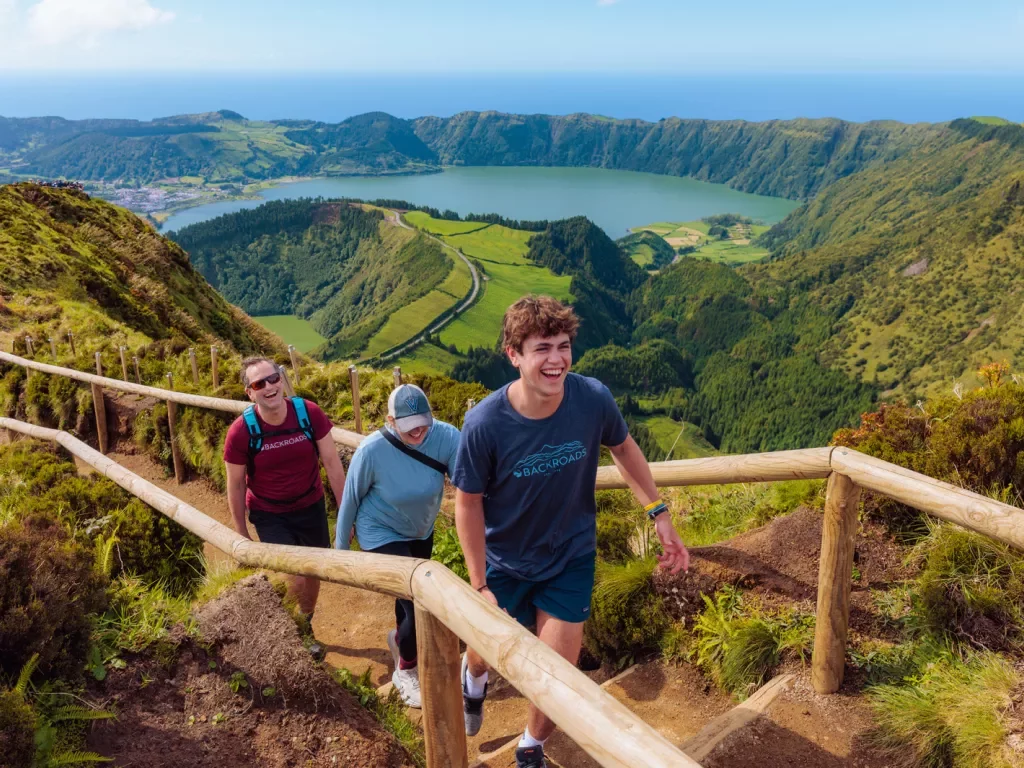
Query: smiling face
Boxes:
[
  {"xmin": 388, "ymin": 416, "xmax": 428, "ymax": 446},
  {"xmin": 507, "ymin": 331, "xmax": 572, "ymax": 399},
  {"xmin": 243, "ymin": 360, "xmax": 284, "ymax": 411}
]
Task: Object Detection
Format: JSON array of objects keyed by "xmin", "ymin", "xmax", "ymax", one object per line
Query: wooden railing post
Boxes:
[
  {"xmin": 48, "ymin": 337, "xmax": 57, "ymax": 360},
  {"xmin": 166, "ymin": 372, "xmax": 185, "ymax": 485},
  {"xmin": 349, "ymin": 365, "xmax": 362, "ymax": 434},
  {"xmin": 25, "ymin": 336, "xmax": 34, "ymax": 357},
  {"xmin": 91, "ymin": 352, "xmax": 108, "ymax": 455},
  {"xmin": 415, "ymin": 604, "xmax": 469, "ymax": 768},
  {"xmin": 288, "ymin": 345, "xmax": 301, "ymax": 385},
  {"xmin": 67, "ymin": 332, "xmax": 76, "ymax": 357},
  {"xmin": 119, "ymin": 346, "xmax": 129, "ymax": 381},
  {"xmin": 210, "ymin": 346, "xmax": 220, "ymax": 389},
  {"xmin": 282, "ymin": 367, "xmax": 297, "ymax": 397},
  {"xmin": 393, "ymin": 366, "xmax": 402, "ymax": 388},
  {"xmin": 189, "ymin": 348, "xmax": 200, "ymax": 386},
  {"xmin": 812, "ymin": 471, "xmax": 861, "ymax": 694},
  {"xmin": 132, "ymin": 356, "xmax": 141, "ymax": 384}
]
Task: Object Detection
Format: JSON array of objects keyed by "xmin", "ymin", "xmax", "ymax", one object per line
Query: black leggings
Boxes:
[{"xmin": 365, "ymin": 533, "xmax": 435, "ymax": 663}]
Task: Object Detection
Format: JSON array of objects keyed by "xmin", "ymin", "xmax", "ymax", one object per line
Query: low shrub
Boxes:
[
  {"xmin": 94, "ymin": 576, "xmax": 195, "ymax": 668},
  {"xmin": 586, "ymin": 558, "xmax": 669, "ymax": 666},
  {"xmin": 691, "ymin": 587, "xmax": 814, "ymax": 697},
  {"xmin": 1, "ymin": 442, "xmax": 203, "ymax": 594},
  {"xmin": 0, "ymin": 689, "xmax": 36, "ymax": 768},
  {"xmin": 0, "ymin": 514, "xmax": 108, "ymax": 681},
  {"xmin": 431, "ymin": 515, "xmax": 468, "ymax": 582},
  {"xmin": 909, "ymin": 522, "xmax": 1024, "ymax": 651},
  {"xmin": 869, "ymin": 651, "xmax": 1022, "ymax": 768}
]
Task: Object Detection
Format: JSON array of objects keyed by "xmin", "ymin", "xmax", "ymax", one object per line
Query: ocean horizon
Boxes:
[{"xmin": 2, "ymin": 72, "xmax": 1023, "ymax": 124}]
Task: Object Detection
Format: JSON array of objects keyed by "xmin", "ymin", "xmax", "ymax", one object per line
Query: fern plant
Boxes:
[{"xmin": 7, "ymin": 654, "xmax": 115, "ymax": 768}]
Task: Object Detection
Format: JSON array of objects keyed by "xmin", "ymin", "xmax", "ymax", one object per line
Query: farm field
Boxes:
[
  {"xmin": 397, "ymin": 342, "xmax": 463, "ymax": 375},
  {"xmin": 632, "ymin": 219, "xmax": 772, "ymax": 266},
  {"xmin": 398, "ymin": 212, "xmax": 572, "ymax": 370},
  {"xmin": 253, "ymin": 315, "xmax": 326, "ymax": 353},
  {"xmin": 639, "ymin": 415, "xmax": 719, "ymax": 460},
  {"xmin": 362, "ymin": 250, "xmax": 473, "ymax": 358}
]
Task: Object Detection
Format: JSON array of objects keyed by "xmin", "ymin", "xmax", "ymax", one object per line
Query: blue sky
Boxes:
[{"xmin": 0, "ymin": 0, "xmax": 1022, "ymax": 72}]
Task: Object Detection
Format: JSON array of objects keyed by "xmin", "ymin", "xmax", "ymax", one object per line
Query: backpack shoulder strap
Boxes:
[
  {"xmin": 242, "ymin": 405, "xmax": 262, "ymax": 453},
  {"xmin": 377, "ymin": 428, "xmax": 448, "ymax": 476},
  {"xmin": 291, "ymin": 397, "xmax": 320, "ymax": 458}
]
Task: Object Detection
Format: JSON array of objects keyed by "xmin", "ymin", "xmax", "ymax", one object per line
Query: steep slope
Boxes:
[
  {"xmin": 752, "ymin": 118, "xmax": 1024, "ymax": 395},
  {"xmin": 414, "ymin": 112, "xmax": 939, "ymax": 199},
  {"xmin": 173, "ymin": 199, "xmax": 454, "ymax": 359},
  {"xmin": 0, "ymin": 183, "xmax": 279, "ymax": 354},
  {"xmin": 5, "ymin": 110, "xmax": 938, "ymax": 199}
]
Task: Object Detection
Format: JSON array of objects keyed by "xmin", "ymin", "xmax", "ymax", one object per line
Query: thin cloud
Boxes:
[
  {"xmin": 27, "ymin": 0, "xmax": 174, "ymax": 47},
  {"xmin": 597, "ymin": 0, "xmax": 621, "ymax": 5}
]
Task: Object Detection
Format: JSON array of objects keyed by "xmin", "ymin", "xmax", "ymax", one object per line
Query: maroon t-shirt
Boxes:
[{"xmin": 223, "ymin": 399, "xmax": 334, "ymax": 513}]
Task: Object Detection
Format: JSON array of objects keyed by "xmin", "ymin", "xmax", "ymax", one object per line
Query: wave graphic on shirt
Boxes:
[{"xmin": 512, "ymin": 441, "xmax": 587, "ymax": 478}]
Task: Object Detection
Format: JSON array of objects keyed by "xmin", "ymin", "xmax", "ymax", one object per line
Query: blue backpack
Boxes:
[{"xmin": 242, "ymin": 397, "xmax": 321, "ymax": 505}]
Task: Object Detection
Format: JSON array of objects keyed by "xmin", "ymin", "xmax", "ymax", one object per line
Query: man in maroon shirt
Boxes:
[{"xmin": 224, "ymin": 357, "xmax": 347, "ymax": 627}]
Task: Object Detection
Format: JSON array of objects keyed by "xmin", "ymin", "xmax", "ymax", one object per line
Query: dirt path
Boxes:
[{"xmin": 76, "ymin": 448, "xmax": 894, "ymax": 767}]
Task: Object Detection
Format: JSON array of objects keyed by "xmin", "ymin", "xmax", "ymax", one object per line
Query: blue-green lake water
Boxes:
[{"xmin": 163, "ymin": 166, "xmax": 799, "ymax": 238}]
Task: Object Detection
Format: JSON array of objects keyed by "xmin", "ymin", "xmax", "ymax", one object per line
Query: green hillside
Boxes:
[
  {"xmin": 3, "ymin": 110, "xmax": 941, "ymax": 201},
  {"xmin": 0, "ymin": 182, "xmax": 280, "ymax": 356},
  {"xmin": 753, "ymin": 118, "xmax": 1024, "ymax": 396},
  {"xmin": 173, "ymin": 199, "xmax": 455, "ymax": 360}
]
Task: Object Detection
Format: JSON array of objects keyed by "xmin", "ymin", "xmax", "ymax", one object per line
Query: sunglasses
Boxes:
[{"xmin": 248, "ymin": 371, "xmax": 282, "ymax": 391}]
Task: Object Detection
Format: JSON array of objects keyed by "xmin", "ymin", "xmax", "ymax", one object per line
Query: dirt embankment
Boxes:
[{"xmin": 88, "ymin": 575, "xmax": 415, "ymax": 768}]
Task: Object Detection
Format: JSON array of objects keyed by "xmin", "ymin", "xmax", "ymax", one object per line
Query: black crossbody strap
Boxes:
[{"xmin": 377, "ymin": 428, "xmax": 448, "ymax": 476}]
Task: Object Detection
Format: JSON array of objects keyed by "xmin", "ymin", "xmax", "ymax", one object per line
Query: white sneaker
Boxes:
[{"xmin": 392, "ymin": 666, "xmax": 421, "ymax": 708}]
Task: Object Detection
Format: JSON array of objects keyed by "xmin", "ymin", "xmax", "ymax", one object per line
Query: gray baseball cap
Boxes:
[{"xmin": 388, "ymin": 384, "xmax": 433, "ymax": 432}]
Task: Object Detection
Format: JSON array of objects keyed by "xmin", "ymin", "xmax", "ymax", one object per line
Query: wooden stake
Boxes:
[
  {"xmin": 189, "ymin": 348, "xmax": 200, "ymax": 386},
  {"xmin": 48, "ymin": 337, "xmax": 57, "ymax": 360},
  {"xmin": 210, "ymin": 346, "xmax": 220, "ymax": 389},
  {"xmin": 67, "ymin": 332, "xmax": 76, "ymax": 357},
  {"xmin": 25, "ymin": 337, "xmax": 34, "ymax": 357},
  {"xmin": 349, "ymin": 365, "xmax": 362, "ymax": 434},
  {"xmin": 288, "ymin": 345, "xmax": 301, "ymax": 385},
  {"xmin": 415, "ymin": 603, "xmax": 469, "ymax": 768},
  {"xmin": 812, "ymin": 472, "xmax": 861, "ymax": 694},
  {"xmin": 466, "ymin": 398, "xmax": 476, "ymax": 411},
  {"xmin": 94, "ymin": 351, "xmax": 103, "ymax": 377},
  {"xmin": 91, "ymin": 383, "xmax": 108, "ymax": 455},
  {"xmin": 119, "ymin": 346, "xmax": 129, "ymax": 381},
  {"xmin": 282, "ymin": 367, "xmax": 296, "ymax": 397},
  {"xmin": 393, "ymin": 366, "xmax": 402, "ymax": 388},
  {"xmin": 132, "ymin": 356, "xmax": 141, "ymax": 384},
  {"xmin": 166, "ymin": 373, "xmax": 185, "ymax": 485}
]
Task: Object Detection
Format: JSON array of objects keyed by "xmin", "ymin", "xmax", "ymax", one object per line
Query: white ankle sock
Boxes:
[
  {"xmin": 465, "ymin": 666, "xmax": 488, "ymax": 698},
  {"xmin": 518, "ymin": 726, "xmax": 545, "ymax": 749}
]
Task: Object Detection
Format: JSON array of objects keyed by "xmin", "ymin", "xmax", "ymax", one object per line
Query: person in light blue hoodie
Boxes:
[{"xmin": 335, "ymin": 383, "xmax": 460, "ymax": 708}]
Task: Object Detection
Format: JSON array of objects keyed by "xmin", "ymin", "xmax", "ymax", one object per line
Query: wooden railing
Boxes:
[{"xmin": 3, "ymin": 350, "xmax": 1024, "ymax": 766}]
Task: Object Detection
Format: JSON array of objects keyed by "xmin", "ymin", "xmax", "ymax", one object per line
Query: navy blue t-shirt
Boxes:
[{"xmin": 451, "ymin": 373, "xmax": 629, "ymax": 581}]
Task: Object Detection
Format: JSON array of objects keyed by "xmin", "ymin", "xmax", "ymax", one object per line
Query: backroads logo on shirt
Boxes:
[{"xmin": 512, "ymin": 441, "xmax": 587, "ymax": 478}]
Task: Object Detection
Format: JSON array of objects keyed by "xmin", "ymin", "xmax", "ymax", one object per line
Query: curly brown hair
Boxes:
[{"xmin": 502, "ymin": 295, "xmax": 579, "ymax": 352}]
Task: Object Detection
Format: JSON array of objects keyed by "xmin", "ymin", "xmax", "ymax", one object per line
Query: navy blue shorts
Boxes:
[{"xmin": 487, "ymin": 552, "xmax": 596, "ymax": 627}]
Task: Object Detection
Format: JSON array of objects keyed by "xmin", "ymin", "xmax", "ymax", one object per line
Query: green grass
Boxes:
[
  {"xmin": 638, "ymin": 416, "xmax": 718, "ymax": 460},
  {"xmin": 627, "ymin": 243, "xmax": 655, "ymax": 267},
  {"xmin": 970, "ymin": 116, "xmax": 1012, "ymax": 126},
  {"xmin": 363, "ymin": 290, "xmax": 461, "ymax": 357},
  {"xmin": 252, "ymin": 315, "xmax": 326, "ymax": 353},
  {"xmin": 395, "ymin": 343, "xmax": 464, "ymax": 375},
  {"xmin": 403, "ymin": 212, "xmax": 572, "ymax": 357},
  {"xmin": 695, "ymin": 239, "xmax": 770, "ymax": 264},
  {"xmin": 631, "ymin": 219, "xmax": 769, "ymax": 265}
]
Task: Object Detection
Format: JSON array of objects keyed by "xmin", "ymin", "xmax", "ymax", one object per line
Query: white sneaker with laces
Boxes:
[
  {"xmin": 392, "ymin": 666, "xmax": 421, "ymax": 708},
  {"xmin": 386, "ymin": 629, "xmax": 401, "ymax": 669}
]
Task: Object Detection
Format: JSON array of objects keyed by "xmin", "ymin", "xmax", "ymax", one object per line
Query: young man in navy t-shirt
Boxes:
[{"xmin": 451, "ymin": 296, "xmax": 689, "ymax": 768}]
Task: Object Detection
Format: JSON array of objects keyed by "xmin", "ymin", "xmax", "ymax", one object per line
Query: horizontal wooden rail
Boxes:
[
  {"xmin": 831, "ymin": 447, "xmax": 1024, "ymax": 551},
  {"xmin": 0, "ymin": 352, "xmax": 363, "ymax": 449},
  {"xmin": 595, "ymin": 447, "xmax": 833, "ymax": 490},
  {"xmin": 0, "ymin": 417, "xmax": 697, "ymax": 768}
]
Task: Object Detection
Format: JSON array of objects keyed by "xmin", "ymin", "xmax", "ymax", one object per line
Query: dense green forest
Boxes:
[
  {"xmin": 2, "ymin": 109, "xmax": 940, "ymax": 199},
  {"xmin": 173, "ymin": 199, "xmax": 453, "ymax": 358}
]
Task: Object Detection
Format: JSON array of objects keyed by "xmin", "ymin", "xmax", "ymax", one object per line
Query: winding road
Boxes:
[{"xmin": 371, "ymin": 210, "xmax": 482, "ymax": 362}]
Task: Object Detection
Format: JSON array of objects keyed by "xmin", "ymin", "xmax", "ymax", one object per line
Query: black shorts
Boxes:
[{"xmin": 249, "ymin": 496, "xmax": 330, "ymax": 549}]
